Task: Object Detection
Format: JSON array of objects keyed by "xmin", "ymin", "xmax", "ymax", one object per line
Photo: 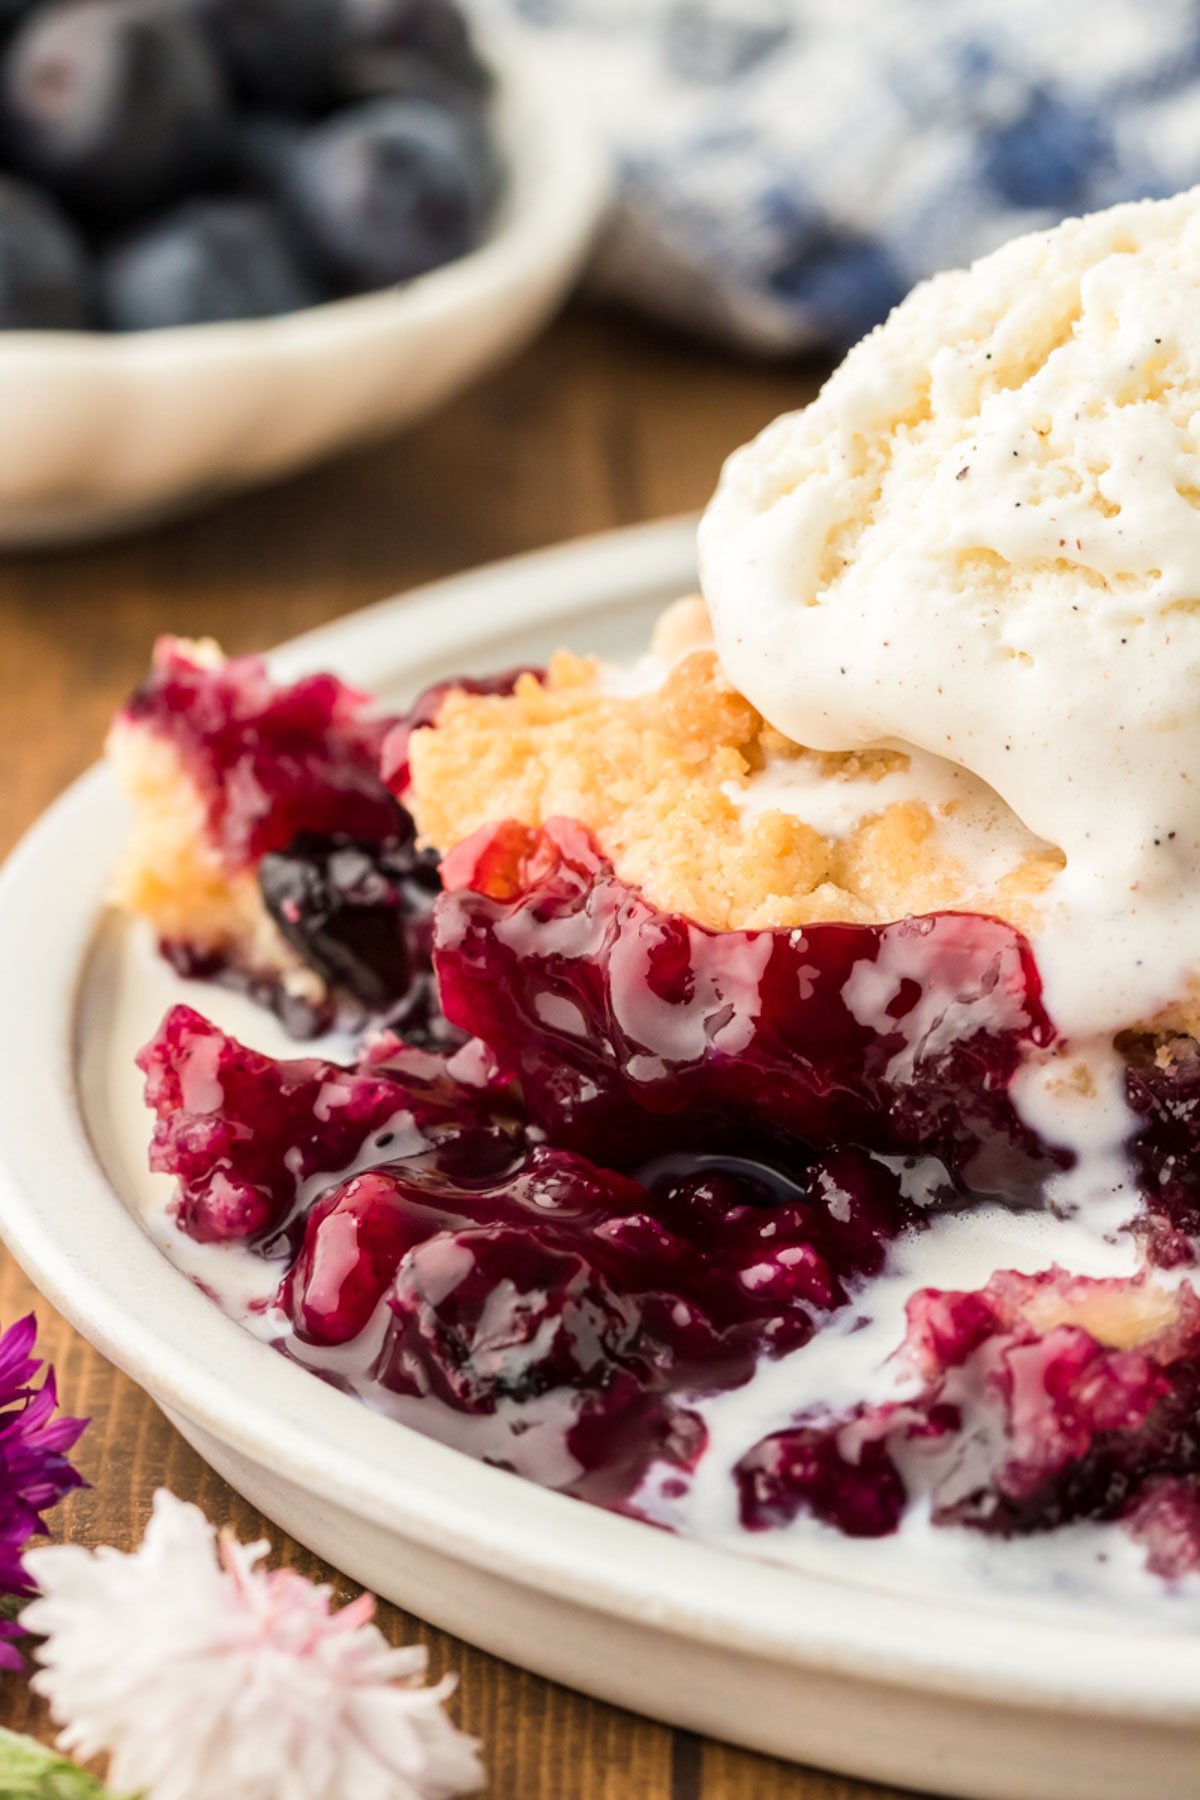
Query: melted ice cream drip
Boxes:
[{"xmin": 701, "ymin": 189, "xmax": 1200, "ymax": 1040}]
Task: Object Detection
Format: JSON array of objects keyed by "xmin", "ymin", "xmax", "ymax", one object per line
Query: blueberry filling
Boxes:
[
  {"xmin": 735, "ymin": 1274, "xmax": 1200, "ymax": 1549},
  {"xmin": 132, "ymin": 670, "xmax": 1200, "ymax": 1572},
  {"xmin": 142, "ymin": 1002, "xmax": 915, "ymax": 1509},
  {"xmin": 259, "ymin": 827, "xmax": 451, "ymax": 1043},
  {"xmin": 122, "ymin": 646, "xmax": 533, "ymax": 1035},
  {"xmin": 434, "ymin": 817, "xmax": 1060, "ymax": 1203},
  {"xmin": 123, "ymin": 639, "xmax": 402, "ymax": 867}
]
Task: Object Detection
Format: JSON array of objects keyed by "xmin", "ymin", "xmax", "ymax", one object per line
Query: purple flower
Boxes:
[{"xmin": 0, "ymin": 1315, "xmax": 87, "ymax": 1670}]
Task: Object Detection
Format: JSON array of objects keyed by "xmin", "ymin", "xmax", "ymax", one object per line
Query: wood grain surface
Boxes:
[{"xmin": 0, "ymin": 303, "xmax": 913, "ymax": 1800}]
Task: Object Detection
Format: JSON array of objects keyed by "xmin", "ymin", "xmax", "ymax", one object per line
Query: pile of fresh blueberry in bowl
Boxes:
[
  {"xmin": 0, "ymin": 0, "xmax": 603, "ymax": 542},
  {"xmin": 0, "ymin": 0, "xmax": 501, "ymax": 330}
]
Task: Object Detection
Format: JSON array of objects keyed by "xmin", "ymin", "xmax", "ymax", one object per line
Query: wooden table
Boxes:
[{"xmin": 0, "ymin": 304, "xmax": 910, "ymax": 1800}]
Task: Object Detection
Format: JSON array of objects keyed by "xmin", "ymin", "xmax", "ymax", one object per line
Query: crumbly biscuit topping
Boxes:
[{"xmin": 408, "ymin": 598, "xmax": 1062, "ymax": 934}]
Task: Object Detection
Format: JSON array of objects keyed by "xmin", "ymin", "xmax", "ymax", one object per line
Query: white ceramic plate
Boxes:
[
  {"xmin": 0, "ymin": 517, "xmax": 1197, "ymax": 1800},
  {"xmin": 0, "ymin": 24, "xmax": 608, "ymax": 547}
]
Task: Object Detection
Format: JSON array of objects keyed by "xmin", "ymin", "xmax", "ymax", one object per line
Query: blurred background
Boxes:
[
  {"xmin": 0, "ymin": 4, "xmax": 1195, "ymax": 1791},
  {"xmin": 6, "ymin": 0, "xmax": 1195, "ymax": 1028},
  {"xmin": 496, "ymin": 0, "xmax": 1200, "ymax": 355},
  {"xmin": 0, "ymin": 0, "xmax": 1194, "ymax": 547}
]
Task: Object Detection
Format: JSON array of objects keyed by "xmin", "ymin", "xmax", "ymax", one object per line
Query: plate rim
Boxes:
[{"xmin": 0, "ymin": 515, "xmax": 1197, "ymax": 1728}]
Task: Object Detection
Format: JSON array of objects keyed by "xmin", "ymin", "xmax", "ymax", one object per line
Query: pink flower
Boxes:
[{"xmin": 24, "ymin": 1491, "xmax": 483, "ymax": 1800}]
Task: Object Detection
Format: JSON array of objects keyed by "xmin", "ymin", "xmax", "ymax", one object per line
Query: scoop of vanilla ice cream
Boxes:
[{"xmin": 699, "ymin": 187, "xmax": 1200, "ymax": 1038}]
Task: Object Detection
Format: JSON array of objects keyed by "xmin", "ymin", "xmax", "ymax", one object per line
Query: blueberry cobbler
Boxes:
[{"xmin": 109, "ymin": 192, "xmax": 1200, "ymax": 1606}]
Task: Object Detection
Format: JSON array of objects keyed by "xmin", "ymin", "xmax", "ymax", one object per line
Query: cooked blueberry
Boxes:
[
  {"xmin": 285, "ymin": 96, "xmax": 497, "ymax": 291},
  {"xmin": 0, "ymin": 174, "xmax": 89, "ymax": 327},
  {"xmin": 187, "ymin": 0, "xmax": 342, "ymax": 112},
  {"xmin": 100, "ymin": 198, "xmax": 318, "ymax": 330},
  {"xmin": 2, "ymin": 0, "xmax": 229, "ymax": 225},
  {"xmin": 259, "ymin": 830, "xmax": 445, "ymax": 1028},
  {"xmin": 736, "ymin": 1425, "xmax": 906, "ymax": 1537},
  {"xmin": 387, "ymin": 1226, "xmax": 637, "ymax": 1410}
]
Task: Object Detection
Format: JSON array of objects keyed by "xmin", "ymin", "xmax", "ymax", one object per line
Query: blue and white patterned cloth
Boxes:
[{"xmin": 488, "ymin": 0, "xmax": 1200, "ymax": 353}]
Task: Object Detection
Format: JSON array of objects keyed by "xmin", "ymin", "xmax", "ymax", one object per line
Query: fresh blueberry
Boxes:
[
  {"xmin": 336, "ymin": 44, "xmax": 490, "ymax": 117},
  {"xmin": 187, "ymin": 0, "xmax": 343, "ymax": 113},
  {"xmin": 100, "ymin": 198, "xmax": 318, "ymax": 330},
  {"xmin": 342, "ymin": 0, "xmax": 490, "ymax": 98},
  {"xmin": 190, "ymin": 0, "xmax": 488, "ymax": 113},
  {"xmin": 232, "ymin": 112, "xmax": 307, "ymax": 198},
  {"xmin": 2, "ymin": 0, "xmax": 229, "ymax": 226},
  {"xmin": 0, "ymin": 174, "xmax": 89, "ymax": 327},
  {"xmin": 0, "ymin": 0, "xmax": 35, "ymax": 37},
  {"xmin": 285, "ymin": 96, "xmax": 497, "ymax": 291}
]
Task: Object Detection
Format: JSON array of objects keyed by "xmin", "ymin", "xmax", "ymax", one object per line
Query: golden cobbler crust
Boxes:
[
  {"xmin": 407, "ymin": 597, "xmax": 1065, "ymax": 935},
  {"xmin": 107, "ymin": 718, "xmax": 325, "ymax": 1005}
]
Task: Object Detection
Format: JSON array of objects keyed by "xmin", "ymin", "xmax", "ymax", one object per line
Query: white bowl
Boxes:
[
  {"xmin": 0, "ymin": 27, "xmax": 608, "ymax": 547},
  {"xmin": 0, "ymin": 518, "xmax": 1197, "ymax": 1800}
]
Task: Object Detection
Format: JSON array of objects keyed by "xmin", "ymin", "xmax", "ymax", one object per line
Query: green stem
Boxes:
[{"xmin": 0, "ymin": 1727, "xmax": 137, "ymax": 1799}]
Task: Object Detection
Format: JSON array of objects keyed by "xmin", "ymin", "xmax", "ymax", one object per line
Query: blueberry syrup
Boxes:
[
  {"xmin": 142, "ymin": 1003, "xmax": 914, "ymax": 1509},
  {"xmin": 124, "ymin": 637, "xmax": 404, "ymax": 867},
  {"xmin": 435, "ymin": 817, "xmax": 1061, "ymax": 1201},
  {"xmin": 137, "ymin": 1004, "xmax": 515, "ymax": 1244}
]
